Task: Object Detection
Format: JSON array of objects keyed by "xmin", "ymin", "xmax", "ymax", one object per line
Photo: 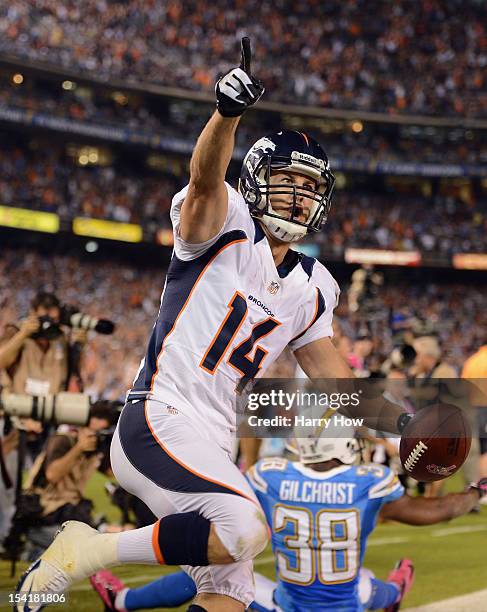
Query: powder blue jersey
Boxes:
[{"xmin": 247, "ymin": 458, "xmax": 404, "ymax": 612}]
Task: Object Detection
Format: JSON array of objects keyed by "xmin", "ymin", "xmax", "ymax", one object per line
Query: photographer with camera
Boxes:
[
  {"xmin": 17, "ymin": 401, "xmax": 117, "ymax": 560},
  {"xmin": 0, "ymin": 290, "xmax": 90, "ymax": 521},
  {"xmin": 0, "ymin": 291, "xmax": 87, "ymax": 398},
  {"xmin": 0, "ymin": 289, "xmax": 114, "ymax": 397}
]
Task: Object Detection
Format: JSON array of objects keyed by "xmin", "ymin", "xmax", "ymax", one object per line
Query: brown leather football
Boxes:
[{"xmin": 399, "ymin": 403, "xmax": 471, "ymax": 482}]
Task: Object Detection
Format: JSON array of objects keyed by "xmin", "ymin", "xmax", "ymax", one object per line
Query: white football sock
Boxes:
[{"xmin": 117, "ymin": 523, "xmax": 159, "ymax": 564}]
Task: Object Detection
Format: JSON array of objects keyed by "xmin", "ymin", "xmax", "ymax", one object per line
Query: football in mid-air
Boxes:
[{"xmin": 400, "ymin": 403, "xmax": 471, "ymax": 482}]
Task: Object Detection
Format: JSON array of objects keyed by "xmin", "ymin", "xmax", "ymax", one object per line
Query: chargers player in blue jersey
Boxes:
[
  {"xmin": 246, "ymin": 423, "xmax": 485, "ymax": 612},
  {"xmin": 89, "ymin": 422, "xmax": 486, "ymax": 612}
]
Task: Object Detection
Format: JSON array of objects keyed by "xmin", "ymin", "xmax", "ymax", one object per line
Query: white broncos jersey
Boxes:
[{"xmin": 130, "ymin": 183, "xmax": 340, "ymax": 452}]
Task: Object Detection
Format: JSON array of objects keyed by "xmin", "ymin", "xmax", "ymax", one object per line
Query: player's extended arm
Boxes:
[
  {"xmin": 380, "ymin": 489, "xmax": 481, "ymax": 525},
  {"xmin": 294, "ymin": 337, "xmax": 407, "ymax": 434},
  {"xmin": 239, "ymin": 437, "xmax": 262, "ymax": 471},
  {"xmin": 179, "ymin": 37, "xmax": 264, "ymax": 244}
]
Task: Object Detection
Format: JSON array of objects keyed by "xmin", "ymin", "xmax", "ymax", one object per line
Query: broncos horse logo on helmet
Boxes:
[{"xmin": 239, "ymin": 130, "xmax": 335, "ymax": 243}]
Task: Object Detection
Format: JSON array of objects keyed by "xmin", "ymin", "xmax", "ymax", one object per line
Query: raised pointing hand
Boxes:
[{"xmin": 215, "ymin": 37, "xmax": 264, "ymax": 118}]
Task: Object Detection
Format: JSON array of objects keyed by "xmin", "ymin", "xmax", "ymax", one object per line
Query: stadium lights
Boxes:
[
  {"xmin": 74, "ymin": 146, "xmax": 101, "ymax": 166},
  {"xmin": 351, "ymin": 121, "xmax": 363, "ymax": 133},
  {"xmin": 85, "ymin": 241, "xmax": 99, "ymax": 253},
  {"xmin": 112, "ymin": 91, "xmax": 128, "ymax": 105},
  {"xmin": 62, "ymin": 80, "xmax": 76, "ymax": 90},
  {"xmin": 12, "ymin": 73, "xmax": 23, "ymax": 85}
]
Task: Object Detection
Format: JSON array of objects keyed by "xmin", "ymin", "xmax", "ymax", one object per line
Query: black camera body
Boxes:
[
  {"xmin": 31, "ymin": 315, "xmax": 63, "ymax": 340},
  {"xmin": 94, "ymin": 426, "xmax": 116, "ymax": 453},
  {"xmin": 31, "ymin": 304, "xmax": 115, "ymax": 340}
]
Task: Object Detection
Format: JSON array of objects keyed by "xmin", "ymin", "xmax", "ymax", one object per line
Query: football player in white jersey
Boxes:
[{"xmin": 16, "ymin": 38, "xmax": 412, "ymax": 612}]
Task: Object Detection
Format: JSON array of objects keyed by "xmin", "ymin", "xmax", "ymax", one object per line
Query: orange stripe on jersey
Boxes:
[
  {"xmin": 149, "ymin": 237, "xmax": 247, "ymax": 392},
  {"xmin": 144, "ymin": 400, "xmax": 260, "ymax": 508},
  {"xmin": 152, "ymin": 520, "xmax": 165, "ymax": 564}
]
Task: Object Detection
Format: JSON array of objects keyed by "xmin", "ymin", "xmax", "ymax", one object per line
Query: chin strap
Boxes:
[{"xmin": 263, "ymin": 216, "xmax": 307, "ymax": 243}]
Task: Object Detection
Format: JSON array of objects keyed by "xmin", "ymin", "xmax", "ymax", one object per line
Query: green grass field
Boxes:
[{"xmin": 1, "ymin": 472, "xmax": 486, "ymax": 612}]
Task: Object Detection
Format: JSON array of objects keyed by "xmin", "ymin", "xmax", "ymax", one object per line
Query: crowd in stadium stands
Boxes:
[
  {"xmin": 323, "ymin": 192, "xmax": 487, "ymax": 256},
  {"xmin": 1, "ymin": 0, "xmax": 486, "ymax": 118},
  {"xmin": 1, "ymin": 142, "xmax": 486, "ymax": 255},
  {"xmin": 2, "ymin": 80, "xmax": 487, "ymax": 166},
  {"xmin": 0, "ymin": 146, "xmax": 182, "ymax": 227},
  {"xmin": 0, "ymin": 78, "xmax": 165, "ymax": 134},
  {"xmin": 1, "ymin": 250, "xmax": 485, "ymax": 400}
]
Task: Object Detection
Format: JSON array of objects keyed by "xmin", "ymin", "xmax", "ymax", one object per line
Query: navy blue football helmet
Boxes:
[{"xmin": 239, "ymin": 130, "xmax": 335, "ymax": 242}]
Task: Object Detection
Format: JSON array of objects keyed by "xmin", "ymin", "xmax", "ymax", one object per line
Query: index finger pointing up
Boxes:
[{"xmin": 240, "ymin": 36, "xmax": 252, "ymax": 75}]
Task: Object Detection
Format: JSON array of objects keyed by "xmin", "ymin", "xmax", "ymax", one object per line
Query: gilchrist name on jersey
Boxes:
[
  {"xmin": 279, "ymin": 478, "xmax": 356, "ymax": 505},
  {"xmin": 128, "ymin": 183, "xmax": 340, "ymax": 452}
]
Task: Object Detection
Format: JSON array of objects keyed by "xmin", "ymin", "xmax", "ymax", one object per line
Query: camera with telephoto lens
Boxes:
[
  {"xmin": 0, "ymin": 389, "xmax": 91, "ymax": 426},
  {"xmin": 0, "ymin": 392, "xmax": 122, "ymax": 568},
  {"xmin": 32, "ymin": 304, "xmax": 115, "ymax": 340}
]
